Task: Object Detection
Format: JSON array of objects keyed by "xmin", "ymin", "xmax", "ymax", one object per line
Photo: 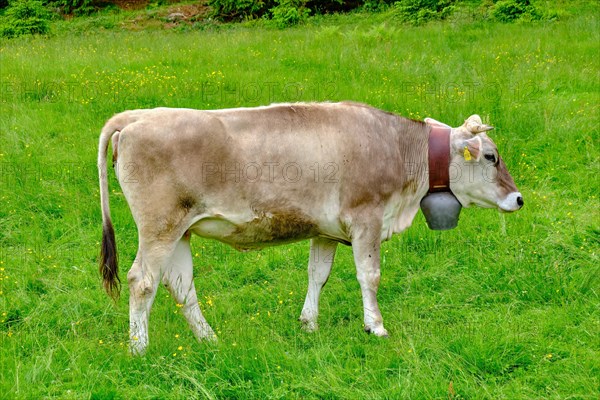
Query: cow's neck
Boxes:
[{"xmin": 380, "ymin": 123, "xmax": 430, "ymax": 240}]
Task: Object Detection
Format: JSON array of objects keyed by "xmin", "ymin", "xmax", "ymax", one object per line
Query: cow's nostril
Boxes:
[{"xmin": 517, "ymin": 196, "xmax": 524, "ymax": 207}]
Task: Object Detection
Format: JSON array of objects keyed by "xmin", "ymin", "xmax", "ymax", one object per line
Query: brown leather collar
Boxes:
[{"xmin": 427, "ymin": 125, "xmax": 452, "ymax": 193}]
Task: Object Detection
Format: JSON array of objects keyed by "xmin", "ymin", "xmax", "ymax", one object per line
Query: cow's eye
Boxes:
[{"xmin": 484, "ymin": 154, "xmax": 496, "ymax": 163}]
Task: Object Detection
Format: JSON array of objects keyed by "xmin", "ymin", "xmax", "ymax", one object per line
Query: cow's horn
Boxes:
[{"xmin": 464, "ymin": 115, "xmax": 494, "ymax": 134}]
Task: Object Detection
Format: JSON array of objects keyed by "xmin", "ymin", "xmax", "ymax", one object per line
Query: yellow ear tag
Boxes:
[{"xmin": 464, "ymin": 146, "xmax": 472, "ymax": 161}]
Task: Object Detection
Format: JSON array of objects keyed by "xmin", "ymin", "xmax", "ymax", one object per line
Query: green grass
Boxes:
[{"xmin": 1, "ymin": 4, "xmax": 599, "ymax": 399}]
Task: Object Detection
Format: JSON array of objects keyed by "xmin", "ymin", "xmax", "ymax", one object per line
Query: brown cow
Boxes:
[{"xmin": 98, "ymin": 102, "xmax": 522, "ymax": 354}]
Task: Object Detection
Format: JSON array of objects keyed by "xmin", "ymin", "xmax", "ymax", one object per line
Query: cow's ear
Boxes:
[
  {"xmin": 424, "ymin": 117, "xmax": 451, "ymax": 129},
  {"xmin": 463, "ymin": 136, "xmax": 482, "ymax": 161},
  {"xmin": 464, "ymin": 115, "xmax": 494, "ymax": 134}
]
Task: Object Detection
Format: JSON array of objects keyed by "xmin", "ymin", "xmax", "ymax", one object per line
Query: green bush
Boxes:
[
  {"xmin": 208, "ymin": 0, "xmax": 397, "ymax": 22},
  {"xmin": 270, "ymin": 0, "xmax": 310, "ymax": 28},
  {"xmin": 1, "ymin": 0, "xmax": 52, "ymax": 38},
  {"xmin": 44, "ymin": 0, "xmax": 94, "ymax": 15},
  {"xmin": 393, "ymin": 0, "xmax": 456, "ymax": 25},
  {"xmin": 361, "ymin": 0, "xmax": 395, "ymax": 12},
  {"xmin": 208, "ymin": 0, "xmax": 273, "ymax": 21},
  {"xmin": 491, "ymin": 0, "xmax": 542, "ymax": 22},
  {"xmin": 306, "ymin": 0, "xmax": 384, "ymax": 14}
]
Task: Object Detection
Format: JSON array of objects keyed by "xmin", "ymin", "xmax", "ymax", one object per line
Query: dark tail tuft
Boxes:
[{"xmin": 100, "ymin": 220, "xmax": 120, "ymax": 301}]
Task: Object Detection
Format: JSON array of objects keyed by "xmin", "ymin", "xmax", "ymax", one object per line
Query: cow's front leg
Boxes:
[
  {"xmin": 299, "ymin": 237, "xmax": 338, "ymax": 332},
  {"xmin": 352, "ymin": 228, "xmax": 388, "ymax": 337}
]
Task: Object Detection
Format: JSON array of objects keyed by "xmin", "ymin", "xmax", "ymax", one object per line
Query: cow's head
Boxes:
[{"xmin": 426, "ymin": 115, "xmax": 523, "ymax": 212}]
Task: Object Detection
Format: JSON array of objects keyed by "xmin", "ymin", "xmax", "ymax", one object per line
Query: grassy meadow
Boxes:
[{"xmin": 1, "ymin": 3, "xmax": 599, "ymax": 399}]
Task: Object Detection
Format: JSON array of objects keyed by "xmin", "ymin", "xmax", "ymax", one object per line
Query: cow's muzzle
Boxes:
[{"xmin": 498, "ymin": 192, "xmax": 524, "ymax": 212}]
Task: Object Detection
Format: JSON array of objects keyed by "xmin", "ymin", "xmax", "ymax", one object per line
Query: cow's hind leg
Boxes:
[
  {"xmin": 128, "ymin": 241, "xmax": 176, "ymax": 355},
  {"xmin": 162, "ymin": 233, "xmax": 216, "ymax": 342},
  {"xmin": 299, "ymin": 237, "xmax": 338, "ymax": 332}
]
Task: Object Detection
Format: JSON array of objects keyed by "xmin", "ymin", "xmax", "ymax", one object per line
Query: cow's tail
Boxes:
[{"xmin": 98, "ymin": 111, "xmax": 139, "ymax": 301}]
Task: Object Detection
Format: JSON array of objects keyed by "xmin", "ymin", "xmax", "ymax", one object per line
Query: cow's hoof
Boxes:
[
  {"xmin": 129, "ymin": 342, "xmax": 148, "ymax": 356},
  {"xmin": 364, "ymin": 325, "xmax": 389, "ymax": 338},
  {"xmin": 200, "ymin": 333, "xmax": 218, "ymax": 342},
  {"xmin": 300, "ymin": 319, "xmax": 319, "ymax": 333}
]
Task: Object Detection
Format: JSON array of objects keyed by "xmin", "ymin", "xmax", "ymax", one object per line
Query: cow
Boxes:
[{"xmin": 97, "ymin": 102, "xmax": 523, "ymax": 355}]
